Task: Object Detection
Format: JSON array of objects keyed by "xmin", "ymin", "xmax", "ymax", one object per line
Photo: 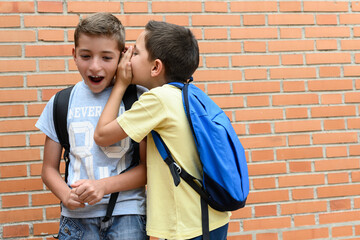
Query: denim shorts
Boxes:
[
  {"xmin": 189, "ymin": 223, "xmax": 228, "ymax": 240},
  {"xmin": 58, "ymin": 215, "xmax": 147, "ymax": 240}
]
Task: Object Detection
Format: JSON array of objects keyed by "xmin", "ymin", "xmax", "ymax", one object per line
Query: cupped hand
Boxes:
[{"xmin": 115, "ymin": 46, "xmax": 133, "ymax": 87}]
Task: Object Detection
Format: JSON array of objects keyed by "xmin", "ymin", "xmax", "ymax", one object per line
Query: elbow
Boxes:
[{"xmin": 94, "ymin": 132, "xmax": 107, "ymax": 147}]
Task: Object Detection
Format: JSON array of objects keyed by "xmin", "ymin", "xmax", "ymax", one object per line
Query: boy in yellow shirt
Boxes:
[{"xmin": 94, "ymin": 21, "xmax": 230, "ymax": 239}]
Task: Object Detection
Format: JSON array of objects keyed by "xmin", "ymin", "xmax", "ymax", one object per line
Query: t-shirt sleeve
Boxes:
[
  {"xmin": 35, "ymin": 95, "xmax": 59, "ymax": 143},
  {"xmin": 117, "ymin": 90, "xmax": 167, "ymax": 143}
]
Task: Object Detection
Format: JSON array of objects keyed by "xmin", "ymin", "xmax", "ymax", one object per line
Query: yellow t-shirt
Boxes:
[{"xmin": 117, "ymin": 84, "xmax": 230, "ymax": 239}]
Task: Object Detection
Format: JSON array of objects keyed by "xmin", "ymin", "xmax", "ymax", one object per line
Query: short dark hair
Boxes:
[
  {"xmin": 74, "ymin": 12, "xmax": 125, "ymax": 52},
  {"xmin": 144, "ymin": 21, "xmax": 199, "ymax": 83}
]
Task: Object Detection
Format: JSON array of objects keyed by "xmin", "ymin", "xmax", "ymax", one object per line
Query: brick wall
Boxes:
[{"xmin": 1, "ymin": 1, "xmax": 360, "ymax": 239}]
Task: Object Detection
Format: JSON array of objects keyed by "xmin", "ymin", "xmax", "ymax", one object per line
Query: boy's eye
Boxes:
[
  {"xmin": 80, "ymin": 55, "xmax": 90, "ymax": 59},
  {"xmin": 103, "ymin": 56, "xmax": 113, "ymax": 60}
]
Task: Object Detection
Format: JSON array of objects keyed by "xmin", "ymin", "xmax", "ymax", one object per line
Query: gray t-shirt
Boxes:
[{"xmin": 36, "ymin": 80, "xmax": 146, "ymax": 218}]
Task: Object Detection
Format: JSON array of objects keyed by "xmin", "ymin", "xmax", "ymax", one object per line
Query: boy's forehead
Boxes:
[{"xmin": 77, "ymin": 33, "xmax": 120, "ymax": 50}]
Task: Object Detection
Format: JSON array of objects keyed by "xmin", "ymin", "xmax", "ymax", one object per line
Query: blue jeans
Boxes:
[
  {"xmin": 189, "ymin": 223, "xmax": 228, "ymax": 240},
  {"xmin": 58, "ymin": 215, "xmax": 147, "ymax": 240}
]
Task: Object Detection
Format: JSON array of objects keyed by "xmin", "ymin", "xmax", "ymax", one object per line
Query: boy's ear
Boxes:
[
  {"xmin": 151, "ymin": 59, "xmax": 163, "ymax": 77},
  {"xmin": 72, "ymin": 47, "xmax": 77, "ymax": 60}
]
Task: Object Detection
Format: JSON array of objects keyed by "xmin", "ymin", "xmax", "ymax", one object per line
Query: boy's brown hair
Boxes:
[
  {"xmin": 144, "ymin": 20, "xmax": 199, "ymax": 83},
  {"xmin": 74, "ymin": 12, "xmax": 125, "ymax": 52}
]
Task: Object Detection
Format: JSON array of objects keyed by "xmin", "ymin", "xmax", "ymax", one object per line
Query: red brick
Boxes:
[
  {"xmin": 248, "ymin": 162, "xmax": 287, "ymax": 176},
  {"xmin": 38, "ymin": 30, "xmax": 65, "ymax": 42},
  {"xmin": 0, "ymin": 1, "xmax": 34, "ymax": 13},
  {"xmin": 283, "ymin": 81, "xmax": 306, "ymax": 92},
  {"xmin": 313, "ymin": 132, "xmax": 358, "ymax": 144},
  {"xmin": 0, "ymin": 149, "xmax": 40, "ymax": 163},
  {"xmin": 2, "ymin": 194, "xmax": 29, "ymax": 208},
  {"xmin": 311, "ymin": 106, "xmax": 356, "ymax": 118},
  {"xmin": 234, "ymin": 81, "xmax": 280, "ymax": 94},
  {"xmin": 33, "ymin": 222, "xmax": 59, "ymax": 236},
  {"xmin": 124, "ymin": 2, "xmax": 148, "ymax": 13},
  {"xmin": 277, "ymin": 147, "xmax": 323, "ymax": 160},
  {"xmin": 0, "ymin": 60, "xmax": 36, "ymax": 72},
  {"xmin": 275, "ymin": 120, "xmax": 321, "ymax": 133},
  {"xmin": 0, "ymin": 164, "xmax": 27, "ymax": 178},
  {"xmin": 230, "ymin": 1, "xmax": 278, "ymax": 12},
  {"xmin": 280, "ymin": 2, "xmax": 302, "ymax": 12},
  {"xmin": 294, "ymin": 214, "xmax": 316, "ymax": 227},
  {"xmin": 281, "ymin": 201, "xmax": 327, "ymax": 215},
  {"xmin": 236, "ymin": 108, "xmax": 283, "ymax": 121},
  {"xmin": 304, "ymin": 1, "xmax": 348, "ymax": 12},
  {"xmin": 283, "ymin": 227, "xmax": 329, "ymax": 240},
  {"xmin": 0, "ymin": 208, "xmax": 43, "ymax": 223},
  {"xmin": 38, "ymin": 1, "xmax": 63, "ymax": 13},
  {"xmin": 282, "ymin": 55, "xmax": 304, "ymax": 65},
  {"xmin": 279, "ymin": 174, "xmax": 325, "ymax": 188},
  {"xmin": 244, "ymin": 41, "xmax": 266, "ymax": 52},
  {"xmin": 194, "ymin": 70, "xmax": 242, "ymax": 82},
  {"xmin": 231, "ymin": 28, "xmax": 278, "ymax": 39},
  {"xmin": 232, "ymin": 55, "xmax": 279, "ymax": 66},
  {"xmin": 24, "ymin": 15, "xmax": 79, "ymax": 27},
  {"xmin": 164, "ymin": 15, "xmax": 189, "ymax": 26},
  {"xmin": 204, "ymin": 28, "xmax": 228, "ymax": 40},
  {"xmin": 316, "ymin": 14, "xmax": 338, "ymax": 25},
  {"xmin": 316, "ymin": 39, "xmax": 338, "ymax": 50},
  {"xmin": 269, "ymin": 14, "xmax": 315, "ymax": 25},
  {"xmin": 0, "ymin": 105, "xmax": 24, "ymax": 117},
  {"xmin": 0, "ymin": 45, "xmax": 21, "ymax": 57},
  {"xmin": 247, "ymin": 95, "xmax": 270, "ymax": 107},
  {"xmin": 244, "ymin": 217, "xmax": 291, "ymax": 231},
  {"xmin": 251, "ymin": 149, "xmax": 274, "ymax": 162},
  {"xmin": 256, "ymin": 233, "xmax": 279, "ymax": 240},
  {"xmin": 319, "ymin": 210, "xmax": 360, "ymax": 224},
  {"xmin": 288, "ymin": 134, "xmax": 311, "ymax": 146},
  {"xmin": 289, "ymin": 161, "xmax": 312, "ymax": 173},
  {"xmin": 247, "ymin": 190, "xmax": 289, "ymax": 204},
  {"xmin": 253, "ymin": 177, "xmax": 276, "ymax": 190},
  {"xmin": 0, "ymin": 178, "xmax": 43, "ymax": 193},
  {"xmin": 270, "ymin": 67, "xmax": 316, "ymax": 79},
  {"xmin": 280, "ymin": 28, "xmax": 302, "ymax": 39},
  {"xmin": 205, "ymin": 1, "xmax": 228, "ymax": 13},
  {"xmin": 318, "ymin": 184, "xmax": 360, "ymax": 198},
  {"xmin": 249, "ymin": 123, "xmax": 271, "ymax": 135},
  {"xmin": 273, "ymin": 94, "xmax": 318, "ymax": 106},
  {"xmin": 285, "ymin": 108, "xmax": 308, "ymax": 119},
  {"xmin": 152, "ymin": 1, "xmax": 202, "ymax": 13},
  {"xmin": 255, "ymin": 205, "xmax": 277, "ymax": 218},
  {"xmin": 3, "ymin": 224, "xmax": 29, "ymax": 238},
  {"xmin": 332, "ymin": 225, "xmax": 353, "ymax": 238},
  {"xmin": 292, "ymin": 188, "xmax": 314, "ymax": 200},
  {"xmin": 243, "ymin": 15, "xmax": 265, "ymax": 26},
  {"xmin": 0, "ymin": 75, "xmax": 23, "ymax": 88},
  {"xmin": 305, "ymin": 27, "xmax": 350, "ymax": 38},
  {"xmin": 67, "ymin": 1, "xmax": 121, "ymax": 13},
  {"xmin": 0, "ymin": 15, "xmax": 20, "ymax": 27}
]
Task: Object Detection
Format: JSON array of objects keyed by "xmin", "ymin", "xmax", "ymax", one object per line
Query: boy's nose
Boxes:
[{"xmin": 89, "ymin": 58, "xmax": 101, "ymax": 71}]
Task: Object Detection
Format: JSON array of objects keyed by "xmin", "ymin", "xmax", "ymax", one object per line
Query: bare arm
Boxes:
[
  {"xmin": 72, "ymin": 138, "xmax": 147, "ymax": 205},
  {"xmin": 41, "ymin": 136, "xmax": 85, "ymax": 210},
  {"xmin": 94, "ymin": 47, "xmax": 133, "ymax": 147}
]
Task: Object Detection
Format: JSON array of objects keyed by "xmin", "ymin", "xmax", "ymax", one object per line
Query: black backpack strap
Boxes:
[
  {"xmin": 103, "ymin": 84, "xmax": 139, "ymax": 222},
  {"xmin": 53, "ymin": 86, "xmax": 74, "ymax": 183}
]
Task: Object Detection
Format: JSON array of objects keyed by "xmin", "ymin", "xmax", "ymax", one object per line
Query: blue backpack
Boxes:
[{"xmin": 151, "ymin": 81, "xmax": 249, "ymax": 239}]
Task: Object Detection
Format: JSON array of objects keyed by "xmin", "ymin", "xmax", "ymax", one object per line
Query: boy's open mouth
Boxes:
[{"xmin": 89, "ymin": 76, "xmax": 104, "ymax": 83}]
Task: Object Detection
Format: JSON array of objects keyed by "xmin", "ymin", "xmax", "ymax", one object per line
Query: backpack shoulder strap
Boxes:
[
  {"xmin": 103, "ymin": 84, "xmax": 139, "ymax": 223},
  {"xmin": 53, "ymin": 86, "xmax": 74, "ymax": 183}
]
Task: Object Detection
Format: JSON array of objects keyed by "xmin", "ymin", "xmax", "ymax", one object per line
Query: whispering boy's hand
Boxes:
[{"xmin": 116, "ymin": 46, "xmax": 133, "ymax": 87}]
